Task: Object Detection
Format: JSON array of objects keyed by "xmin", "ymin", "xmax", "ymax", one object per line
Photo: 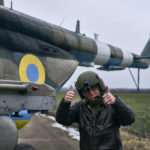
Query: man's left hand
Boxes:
[{"xmin": 103, "ymin": 86, "xmax": 116, "ymax": 105}]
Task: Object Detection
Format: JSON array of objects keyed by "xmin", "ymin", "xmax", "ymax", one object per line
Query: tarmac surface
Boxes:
[{"xmin": 18, "ymin": 114, "xmax": 79, "ymax": 150}]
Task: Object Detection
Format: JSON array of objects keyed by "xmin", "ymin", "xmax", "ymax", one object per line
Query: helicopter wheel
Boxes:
[
  {"xmin": 14, "ymin": 143, "xmax": 36, "ymax": 150},
  {"xmin": 0, "ymin": 116, "xmax": 18, "ymax": 150}
]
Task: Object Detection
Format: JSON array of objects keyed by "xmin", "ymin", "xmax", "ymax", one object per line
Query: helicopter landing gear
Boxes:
[{"xmin": 0, "ymin": 116, "xmax": 18, "ymax": 150}]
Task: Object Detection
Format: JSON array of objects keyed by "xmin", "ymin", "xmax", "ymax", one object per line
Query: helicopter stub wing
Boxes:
[{"xmin": 0, "ymin": 80, "xmax": 55, "ymax": 115}]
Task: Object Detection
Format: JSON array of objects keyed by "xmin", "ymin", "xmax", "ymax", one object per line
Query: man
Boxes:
[{"xmin": 56, "ymin": 71, "xmax": 135, "ymax": 150}]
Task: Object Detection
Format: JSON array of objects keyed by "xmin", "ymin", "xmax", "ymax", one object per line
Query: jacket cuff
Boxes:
[
  {"xmin": 112, "ymin": 96, "xmax": 123, "ymax": 106},
  {"xmin": 58, "ymin": 98, "xmax": 71, "ymax": 111},
  {"xmin": 61, "ymin": 98, "xmax": 71, "ymax": 106}
]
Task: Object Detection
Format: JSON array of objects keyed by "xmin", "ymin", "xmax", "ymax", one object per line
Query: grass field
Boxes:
[
  {"xmin": 54, "ymin": 92, "xmax": 150, "ymax": 150},
  {"xmin": 116, "ymin": 93, "xmax": 150, "ymax": 138}
]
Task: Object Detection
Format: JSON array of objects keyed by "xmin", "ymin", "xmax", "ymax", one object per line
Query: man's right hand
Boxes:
[{"xmin": 64, "ymin": 85, "xmax": 75, "ymax": 103}]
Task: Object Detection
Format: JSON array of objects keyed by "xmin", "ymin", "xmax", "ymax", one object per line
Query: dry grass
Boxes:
[{"xmin": 120, "ymin": 128, "xmax": 150, "ymax": 150}]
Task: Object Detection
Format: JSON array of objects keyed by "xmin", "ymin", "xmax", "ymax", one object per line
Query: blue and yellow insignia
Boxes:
[
  {"xmin": 19, "ymin": 54, "xmax": 45, "ymax": 83},
  {"xmin": 11, "ymin": 110, "xmax": 33, "ymax": 129}
]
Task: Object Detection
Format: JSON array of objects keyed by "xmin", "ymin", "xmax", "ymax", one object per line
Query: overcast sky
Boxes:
[{"xmin": 4, "ymin": 0, "xmax": 150, "ymax": 89}]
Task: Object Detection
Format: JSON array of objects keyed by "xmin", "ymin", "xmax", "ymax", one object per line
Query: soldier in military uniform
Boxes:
[{"xmin": 56, "ymin": 71, "xmax": 135, "ymax": 150}]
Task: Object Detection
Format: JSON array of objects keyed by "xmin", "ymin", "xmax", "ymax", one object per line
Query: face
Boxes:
[{"xmin": 83, "ymin": 85, "xmax": 100, "ymax": 101}]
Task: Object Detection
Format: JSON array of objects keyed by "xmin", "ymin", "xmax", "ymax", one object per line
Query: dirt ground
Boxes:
[
  {"xmin": 18, "ymin": 114, "xmax": 80, "ymax": 150},
  {"xmin": 16, "ymin": 113, "xmax": 150, "ymax": 150}
]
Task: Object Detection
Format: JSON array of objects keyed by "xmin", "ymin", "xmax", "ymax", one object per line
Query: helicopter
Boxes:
[{"xmin": 0, "ymin": 0, "xmax": 150, "ymax": 149}]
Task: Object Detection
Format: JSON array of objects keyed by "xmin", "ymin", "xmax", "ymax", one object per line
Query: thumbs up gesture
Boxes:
[
  {"xmin": 103, "ymin": 86, "xmax": 116, "ymax": 105},
  {"xmin": 64, "ymin": 85, "xmax": 75, "ymax": 103}
]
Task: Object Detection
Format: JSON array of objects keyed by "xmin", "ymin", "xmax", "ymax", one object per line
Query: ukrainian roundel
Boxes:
[{"xmin": 19, "ymin": 54, "xmax": 45, "ymax": 83}]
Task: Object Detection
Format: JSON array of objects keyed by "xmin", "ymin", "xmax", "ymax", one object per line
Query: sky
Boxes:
[{"xmin": 4, "ymin": 0, "xmax": 150, "ymax": 89}]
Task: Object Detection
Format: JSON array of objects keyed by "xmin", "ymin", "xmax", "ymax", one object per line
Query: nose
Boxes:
[{"xmin": 89, "ymin": 89, "xmax": 95, "ymax": 94}]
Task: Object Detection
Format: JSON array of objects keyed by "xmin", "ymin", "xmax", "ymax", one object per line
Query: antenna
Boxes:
[
  {"xmin": 94, "ymin": 33, "xmax": 99, "ymax": 40},
  {"xmin": 59, "ymin": 17, "xmax": 66, "ymax": 27},
  {"xmin": 0, "ymin": 0, "xmax": 4, "ymax": 5},
  {"xmin": 10, "ymin": 0, "xmax": 13, "ymax": 10},
  {"xmin": 75, "ymin": 20, "xmax": 80, "ymax": 34}
]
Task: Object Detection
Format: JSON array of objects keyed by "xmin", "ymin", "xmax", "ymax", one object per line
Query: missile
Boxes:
[{"xmin": 0, "ymin": 6, "xmax": 149, "ymax": 70}]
